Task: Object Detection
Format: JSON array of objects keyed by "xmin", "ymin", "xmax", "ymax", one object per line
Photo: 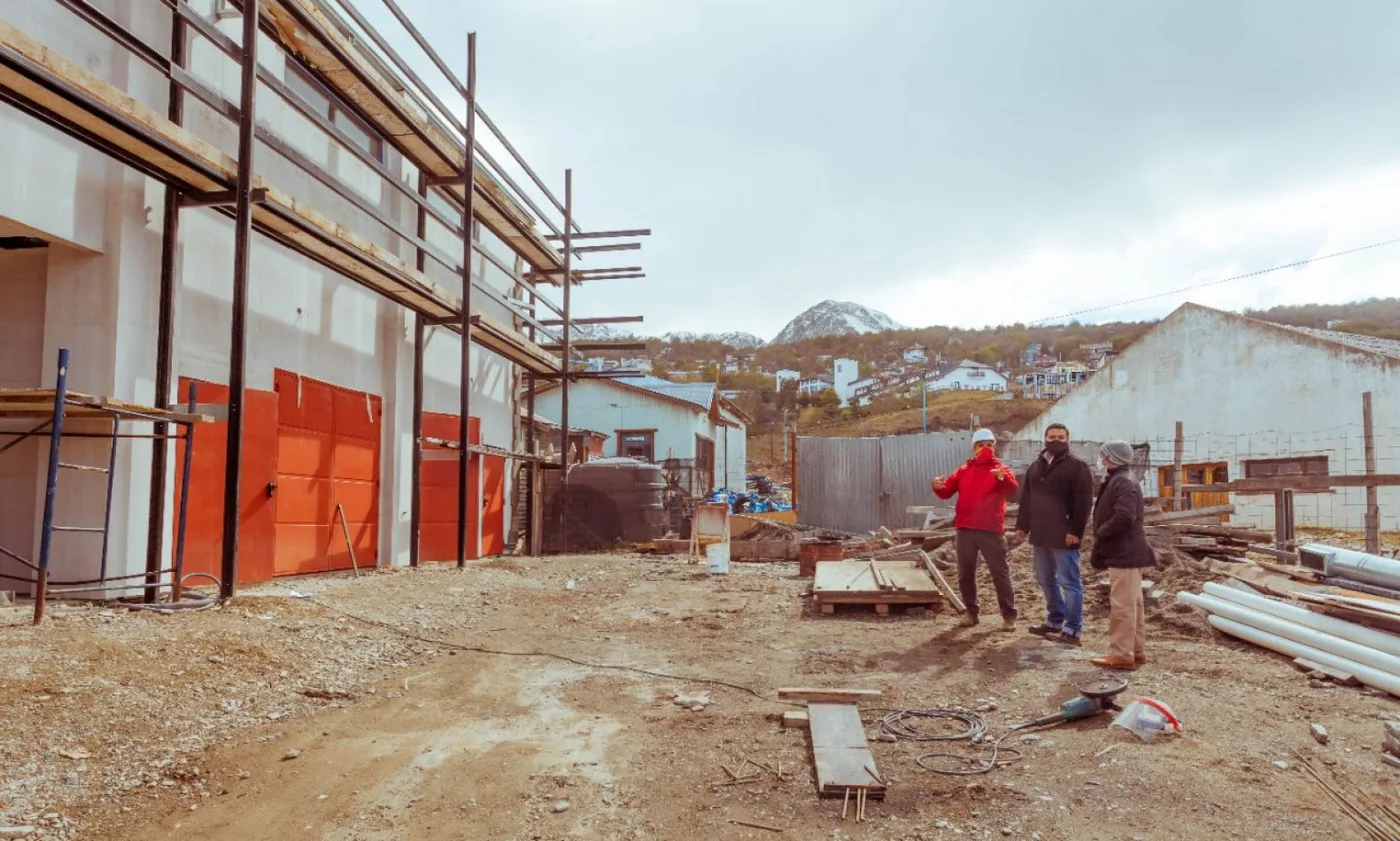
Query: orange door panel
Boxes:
[
  {"xmin": 481, "ymin": 454, "xmax": 506, "ymax": 556},
  {"xmin": 171, "ymin": 378, "xmax": 278, "ymax": 585},
  {"xmin": 272, "ymin": 370, "xmax": 382, "ymax": 576},
  {"xmin": 418, "ymin": 412, "xmax": 480, "ymax": 561}
]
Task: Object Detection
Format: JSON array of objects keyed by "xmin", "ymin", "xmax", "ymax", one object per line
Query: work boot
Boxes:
[
  {"xmin": 1027, "ymin": 623, "xmax": 1060, "ymax": 637},
  {"xmin": 1134, "ymin": 653, "xmax": 1149, "ymax": 665},
  {"xmin": 959, "ymin": 613, "xmax": 979, "ymax": 627},
  {"xmin": 1090, "ymin": 656, "xmax": 1138, "ymax": 671},
  {"xmin": 1054, "ymin": 631, "xmax": 1082, "ymax": 647},
  {"xmin": 998, "ymin": 616, "xmax": 1017, "ymax": 632}
]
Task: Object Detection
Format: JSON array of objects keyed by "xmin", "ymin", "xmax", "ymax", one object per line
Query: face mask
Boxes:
[
  {"xmin": 1046, "ymin": 441, "xmax": 1068, "ymax": 456},
  {"xmin": 975, "ymin": 446, "xmax": 996, "ymax": 463}
]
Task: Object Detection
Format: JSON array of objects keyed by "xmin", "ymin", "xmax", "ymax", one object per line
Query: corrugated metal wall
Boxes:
[
  {"xmin": 796, "ymin": 437, "xmax": 883, "ymax": 534},
  {"xmin": 796, "ymin": 431, "xmax": 972, "ymax": 533}
]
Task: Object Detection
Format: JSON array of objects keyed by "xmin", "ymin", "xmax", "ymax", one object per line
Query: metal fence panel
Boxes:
[
  {"xmin": 881, "ymin": 431, "xmax": 973, "ymax": 529},
  {"xmin": 796, "ymin": 436, "xmax": 881, "ymax": 534}
]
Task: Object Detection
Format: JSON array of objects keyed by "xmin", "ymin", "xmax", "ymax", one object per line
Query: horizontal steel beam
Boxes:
[
  {"xmin": 526, "ymin": 266, "xmax": 642, "ymax": 278},
  {"xmin": 542, "ymin": 340, "xmax": 649, "ymax": 352},
  {"xmin": 564, "ymin": 243, "xmax": 642, "ymax": 254},
  {"xmin": 574, "ymin": 273, "xmax": 645, "ymax": 282},
  {"xmin": 544, "ymin": 228, "xmax": 651, "ymax": 241},
  {"xmin": 539, "ymin": 315, "xmax": 643, "ymax": 326}
]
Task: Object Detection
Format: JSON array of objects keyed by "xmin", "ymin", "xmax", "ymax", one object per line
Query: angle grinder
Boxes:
[{"xmin": 1013, "ymin": 677, "xmax": 1129, "ymax": 730}]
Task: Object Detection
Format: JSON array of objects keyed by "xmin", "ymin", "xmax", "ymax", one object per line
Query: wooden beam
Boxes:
[
  {"xmin": 1363, "ymin": 391, "xmax": 1380, "ymax": 554},
  {"xmin": 1145, "ymin": 504, "xmax": 1235, "ymax": 523},
  {"xmin": 1173, "ymin": 420, "xmax": 1185, "ymax": 512},
  {"xmin": 777, "ymin": 688, "xmax": 884, "ymax": 704},
  {"xmin": 1228, "ymin": 474, "xmax": 1400, "ymax": 493}
]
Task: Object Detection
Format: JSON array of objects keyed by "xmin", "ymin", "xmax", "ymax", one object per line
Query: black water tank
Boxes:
[{"xmin": 554, "ymin": 458, "xmax": 667, "ymax": 549}]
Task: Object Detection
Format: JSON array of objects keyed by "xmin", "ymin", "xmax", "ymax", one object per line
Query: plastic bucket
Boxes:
[{"xmin": 706, "ymin": 542, "xmax": 730, "ymax": 575}]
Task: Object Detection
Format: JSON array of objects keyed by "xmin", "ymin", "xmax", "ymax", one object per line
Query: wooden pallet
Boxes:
[{"xmin": 812, "ymin": 559, "xmax": 944, "ymax": 615}]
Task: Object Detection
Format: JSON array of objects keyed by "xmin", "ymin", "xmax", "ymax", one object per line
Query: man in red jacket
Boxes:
[{"xmin": 933, "ymin": 428, "xmax": 1020, "ymax": 629}]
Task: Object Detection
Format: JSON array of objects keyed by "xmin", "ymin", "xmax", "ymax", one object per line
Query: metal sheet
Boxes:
[
  {"xmin": 797, "ymin": 437, "xmax": 881, "ymax": 534},
  {"xmin": 880, "ymin": 431, "xmax": 972, "ymax": 529}
]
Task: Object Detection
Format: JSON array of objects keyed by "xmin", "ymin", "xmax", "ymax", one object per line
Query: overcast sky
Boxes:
[{"xmin": 365, "ymin": 0, "xmax": 1400, "ymax": 340}]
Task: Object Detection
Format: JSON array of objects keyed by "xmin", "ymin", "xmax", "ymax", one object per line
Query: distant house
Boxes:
[
  {"xmin": 533, "ymin": 375, "xmax": 751, "ymax": 493},
  {"xmin": 833, "ymin": 358, "xmax": 860, "ymax": 406},
  {"xmin": 928, "ymin": 360, "xmax": 1008, "ymax": 393},
  {"xmin": 775, "ymin": 369, "xmax": 801, "ymax": 389},
  {"xmin": 1020, "ymin": 361, "xmax": 1094, "ymax": 398},
  {"xmin": 798, "ymin": 375, "xmax": 834, "ymax": 396},
  {"xmin": 903, "ymin": 345, "xmax": 928, "ymax": 364},
  {"xmin": 1021, "ymin": 343, "xmax": 1042, "ymax": 367},
  {"xmin": 524, "ymin": 413, "xmax": 609, "ymax": 463},
  {"xmin": 847, "ymin": 377, "xmax": 879, "ymax": 406},
  {"xmin": 618, "ymin": 356, "xmax": 654, "ymax": 373}
]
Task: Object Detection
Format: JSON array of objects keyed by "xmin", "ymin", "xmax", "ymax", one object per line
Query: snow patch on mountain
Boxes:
[
  {"xmin": 770, "ymin": 300, "xmax": 904, "ymax": 345},
  {"xmin": 660, "ymin": 331, "xmax": 766, "ymax": 348}
]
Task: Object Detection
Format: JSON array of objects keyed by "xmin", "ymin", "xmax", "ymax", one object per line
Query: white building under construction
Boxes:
[{"xmin": 0, "ymin": 0, "xmax": 646, "ymax": 608}]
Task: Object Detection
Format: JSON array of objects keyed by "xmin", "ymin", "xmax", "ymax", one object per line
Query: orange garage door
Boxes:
[
  {"xmin": 272, "ymin": 370, "xmax": 382, "ymax": 576},
  {"xmin": 417, "ymin": 413, "xmax": 506, "ymax": 560},
  {"xmin": 171, "ymin": 377, "xmax": 278, "ymax": 585}
]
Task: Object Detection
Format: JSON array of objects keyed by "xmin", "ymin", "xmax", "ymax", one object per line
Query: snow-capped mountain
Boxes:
[
  {"xmin": 660, "ymin": 331, "xmax": 766, "ymax": 348},
  {"xmin": 769, "ymin": 300, "xmax": 904, "ymax": 346},
  {"xmin": 565, "ymin": 323, "xmax": 632, "ymax": 342}
]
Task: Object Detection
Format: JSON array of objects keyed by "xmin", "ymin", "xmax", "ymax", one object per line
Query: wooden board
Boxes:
[
  {"xmin": 812, "ymin": 560, "xmax": 942, "ymax": 605},
  {"xmin": 778, "ymin": 688, "xmax": 883, "ymax": 703},
  {"xmin": 919, "ymin": 550, "xmax": 966, "ymax": 613},
  {"xmin": 256, "ymin": 0, "xmax": 564, "ymax": 274},
  {"xmin": 807, "ymin": 703, "xmax": 885, "ymax": 799},
  {"xmin": 782, "ymin": 710, "xmax": 811, "ymax": 729}
]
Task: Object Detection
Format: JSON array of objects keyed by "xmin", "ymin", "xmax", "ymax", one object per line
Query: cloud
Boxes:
[{"xmin": 377, "ymin": 0, "xmax": 1400, "ymax": 339}]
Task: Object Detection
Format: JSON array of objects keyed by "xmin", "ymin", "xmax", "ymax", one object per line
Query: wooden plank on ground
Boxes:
[
  {"xmin": 782, "ymin": 710, "xmax": 810, "ymax": 729},
  {"xmin": 777, "ymin": 688, "xmax": 883, "ymax": 704},
  {"xmin": 919, "ymin": 550, "xmax": 966, "ymax": 613},
  {"xmin": 808, "ymin": 703, "xmax": 885, "ymax": 798},
  {"xmin": 1145, "ymin": 504, "xmax": 1235, "ymax": 523}
]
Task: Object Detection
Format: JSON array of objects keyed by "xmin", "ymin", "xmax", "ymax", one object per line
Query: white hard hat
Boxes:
[{"xmin": 972, "ymin": 428, "xmax": 996, "ymax": 444}]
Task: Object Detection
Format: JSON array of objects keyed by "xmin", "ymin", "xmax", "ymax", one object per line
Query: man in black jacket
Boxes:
[
  {"xmin": 1014, "ymin": 423, "xmax": 1093, "ymax": 646},
  {"xmin": 1088, "ymin": 440, "xmax": 1157, "ymax": 670}
]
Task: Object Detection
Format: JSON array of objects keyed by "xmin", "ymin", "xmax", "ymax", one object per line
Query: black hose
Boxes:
[{"xmin": 878, "ymin": 707, "xmax": 1025, "ymax": 775}]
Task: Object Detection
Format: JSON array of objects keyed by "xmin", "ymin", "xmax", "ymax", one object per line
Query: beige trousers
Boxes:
[{"xmin": 1107, "ymin": 567, "xmax": 1146, "ymax": 660}]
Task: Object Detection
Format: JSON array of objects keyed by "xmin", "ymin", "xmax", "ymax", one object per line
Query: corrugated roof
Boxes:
[
  {"xmin": 626, "ymin": 375, "xmax": 718, "ymax": 411},
  {"xmin": 1279, "ymin": 324, "xmax": 1400, "ymax": 361}
]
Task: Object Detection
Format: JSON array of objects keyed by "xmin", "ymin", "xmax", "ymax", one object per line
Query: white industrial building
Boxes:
[
  {"xmin": 1018, "ymin": 303, "xmax": 1400, "ymax": 531},
  {"xmin": 0, "ymin": 0, "xmax": 641, "ymax": 602},
  {"xmin": 532, "ymin": 376, "xmax": 750, "ymax": 494}
]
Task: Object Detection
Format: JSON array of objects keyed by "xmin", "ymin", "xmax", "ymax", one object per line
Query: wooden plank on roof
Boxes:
[
  {"xmin": 0, "ymin": 19, "xmax": 560, "ymax": 377},
  {"xmin": 256, "ymin": 0, "xmax": 563, "ymax": 272}
]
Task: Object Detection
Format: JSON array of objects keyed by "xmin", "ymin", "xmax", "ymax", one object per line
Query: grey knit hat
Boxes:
[{"xmin": 1099, "ymin": 440, "xmax": 1135, "ymax": 467}]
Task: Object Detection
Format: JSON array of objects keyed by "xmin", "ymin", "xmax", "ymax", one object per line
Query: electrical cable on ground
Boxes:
[
  {"xmin": 305, "ymin": 596, "xmax": 777, "ymax": 701},
  {"xmin": 877, "ymin": 707, "xmax": 1025, "ymax": 776}
]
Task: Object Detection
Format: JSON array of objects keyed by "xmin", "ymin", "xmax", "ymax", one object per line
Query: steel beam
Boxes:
[
  {"xmin": 179, "ymin": 187, "xmax": 267, "ymax": 208},
  {"xmin": 543, "ymin": 228, "xmax": 650, "ymax": 241},
  {"xmin": 457, "ymin": 32, "xmax": 477, "ymax": 569},
  {"xmin": 145, "ymin": 8, "xmax": 185, "ymax": 604},
  {"xmin": 558, "ymin": 169, "xmax": 574, "ymax": 554},
  {"xmin": 219, "ymin": 0, "xmax": 259, "ymax": 599}
]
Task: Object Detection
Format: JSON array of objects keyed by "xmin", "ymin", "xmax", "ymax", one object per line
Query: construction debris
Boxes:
[{"xmin": 811, "ymin": 559, "xmax": 945, "ymax": 615}]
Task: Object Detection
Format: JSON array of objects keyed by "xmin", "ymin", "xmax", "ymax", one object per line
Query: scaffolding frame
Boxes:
[
  {"xmin": 0, "ymin": 348, "xmax": 208, "ymax": 624},
  {"xmin": 0, "ymin": 0, "xmax": 650, "ymax": 602}
]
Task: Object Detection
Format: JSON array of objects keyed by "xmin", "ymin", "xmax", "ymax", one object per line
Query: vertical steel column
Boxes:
[
  {"xmin": 219, "ymin": 0, "xmax": 260, "ymax": 599},
  {"xmin": 558, "ymin": 169, "xmax": 574, "ymax": 553},
  {"xmin": 456, "ymin": 32, "xmax": 478, "ymax": 568},
  {"xmin": 409, "ymin": 173, "xmax": 427, "ymax": 568},
  {"xmin": 172, "ymin": 381, "xmax": 197, "ymax": 602},
  {"xmin": 146, "ymin": 8, "xmax": 186, "ymax": 603},
  {"xmin": 34, "ymin": 347, "xmax": 71, "ymax": 625},
  {"xmin": 97, "ymin": 414, "xmax": 120, "ymax": 584},
  {"xmin": 524, "ymin": 288, "xmax": 537, "ymax": 554},
  {"xmin": 1363, "ymin": 391, "xmax": 1380, "ymax": 554}
]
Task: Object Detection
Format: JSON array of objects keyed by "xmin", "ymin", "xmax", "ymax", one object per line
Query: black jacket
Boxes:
[
  {"xmin": 1089, "ymin": 467, "xmax": 1156, "ymax": 570},
  {"xmin": 1014, "ymin": 452, "xmax": 1093, "ymax": 549}
]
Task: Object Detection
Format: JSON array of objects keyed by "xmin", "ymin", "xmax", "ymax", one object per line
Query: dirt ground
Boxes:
[{"xmin": 3, "ymin": 549, "xmax": 1399, "ymax": 841}]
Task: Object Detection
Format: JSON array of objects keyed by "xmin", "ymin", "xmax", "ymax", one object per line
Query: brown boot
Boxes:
[
  {"xmin": 1134, "ymin": 654, "xmax": 1149, "ymax": 665},
  {"xmin": 1090, "ymin": 656, "xmax": 1139, "ymax": 671}
]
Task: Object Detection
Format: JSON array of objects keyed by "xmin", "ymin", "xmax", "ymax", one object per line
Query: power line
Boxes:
[{"xmin": 1028, "ymin": 236, "xmax": 1400, "ymax": 325}]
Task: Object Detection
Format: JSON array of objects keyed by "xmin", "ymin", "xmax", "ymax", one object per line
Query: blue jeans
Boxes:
[{"xmin": 1033, "ymin": 545, "xmax": 1084, "ymax": 637}]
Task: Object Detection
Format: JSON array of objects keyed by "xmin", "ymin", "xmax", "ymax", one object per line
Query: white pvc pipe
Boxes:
[
  {"xmin": 1207, "ymin": 615, "xmax": 1400, "ymax": 698},
  {"xmin": 1178, "ymin": 591, "xmax": 1400, "ymax": 677},
  {"xmin": 1200, "ymin": 581, "xmax": 1400, "ymax": 659}
]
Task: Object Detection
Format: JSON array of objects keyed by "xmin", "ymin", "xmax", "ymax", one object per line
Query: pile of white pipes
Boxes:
[{"xmin": 1177, "ymin": 582, "xmax": 1400, "ymax": 698}]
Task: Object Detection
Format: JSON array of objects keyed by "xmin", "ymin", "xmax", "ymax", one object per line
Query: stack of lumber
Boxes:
[{"xmin": 811, "ymin": 552, "xmax": 963, "ymax": 616}]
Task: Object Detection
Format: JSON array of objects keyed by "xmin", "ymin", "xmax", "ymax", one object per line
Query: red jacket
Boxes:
[{"xmin": 933, "ymin": 455, "xmax": 1020, "ymax": 533}]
